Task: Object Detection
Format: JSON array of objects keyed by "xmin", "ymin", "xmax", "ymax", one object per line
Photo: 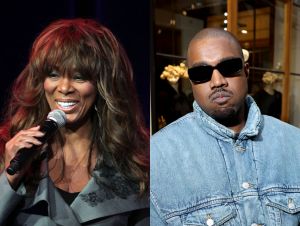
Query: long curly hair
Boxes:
[{"xmin": 0, "ymin": 18, "xmax": 149, "ymax": 193}]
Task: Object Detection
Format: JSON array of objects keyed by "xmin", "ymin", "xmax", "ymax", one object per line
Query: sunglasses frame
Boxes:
[{"xmin": 188, "ymin": 57, "xmax": 244, "ymax": 84}]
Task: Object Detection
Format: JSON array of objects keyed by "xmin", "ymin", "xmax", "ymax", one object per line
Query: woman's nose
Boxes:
[{"xmin": 58, "ymin": 77, "xmax": 74, "ymax": 94}]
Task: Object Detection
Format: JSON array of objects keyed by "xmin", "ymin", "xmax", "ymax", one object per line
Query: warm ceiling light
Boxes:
[
  {"xmin": 241, "ymin": 29, "xmax": 248, "ymax": 34},
  {"xmin": 169, "ymin": 19, "xmax": 176, "ymax": 26},
  {"xmin": 224, "ymin": 12, "xmax": 228, "ymax": 16}
]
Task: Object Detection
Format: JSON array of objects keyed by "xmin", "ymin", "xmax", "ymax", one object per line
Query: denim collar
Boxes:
[{"xmin": 193, "ymin": 95, "xmax": 262, "ymax": 141}]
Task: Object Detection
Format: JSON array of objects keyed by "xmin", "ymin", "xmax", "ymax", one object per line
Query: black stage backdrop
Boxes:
[{"xmin": 0, "ymin": 0, "xmax": 150, "ymax": 127}]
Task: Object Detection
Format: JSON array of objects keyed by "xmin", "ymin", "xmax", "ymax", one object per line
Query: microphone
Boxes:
[{"xmin": 6, "ymin": 109, "xmax": 67, "ymax": 175}]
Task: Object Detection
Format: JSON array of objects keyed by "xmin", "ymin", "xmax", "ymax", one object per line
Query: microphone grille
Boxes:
[{"xmin": 47, "ymin": 110, "xmax": 67, "ymax": 128}]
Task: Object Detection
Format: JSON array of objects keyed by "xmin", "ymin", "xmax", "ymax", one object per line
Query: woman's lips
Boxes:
[{"xmin": 56, "ymin": 101, "xmax": 79, "ymax": 111}]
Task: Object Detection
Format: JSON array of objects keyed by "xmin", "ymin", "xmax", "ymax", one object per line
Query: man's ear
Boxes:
[{"xmin": 244, "ymin": 62, "xmax": 250, "ymax": 79}]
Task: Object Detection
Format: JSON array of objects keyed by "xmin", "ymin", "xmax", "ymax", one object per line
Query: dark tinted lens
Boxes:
[
  {"xmin": 188, "ymin": 58, "xmax": 243, "ymax": 83},
  {"xmin": 217, "ymin": 58, "xmax": 243, "ymax": 77},
  {"xmin": 188, "ymin": 65, "xmax": 213, "ymax": 83}
]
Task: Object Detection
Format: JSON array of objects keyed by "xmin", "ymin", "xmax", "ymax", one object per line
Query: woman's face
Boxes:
[{"xmin": 44, "ymin": 70, "xmax": 97, "ymax": 126}]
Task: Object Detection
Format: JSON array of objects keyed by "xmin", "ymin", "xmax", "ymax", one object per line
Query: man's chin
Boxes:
[{"xmin": 211, "ymin": 108, "xmax": 240, "ymax": 127}]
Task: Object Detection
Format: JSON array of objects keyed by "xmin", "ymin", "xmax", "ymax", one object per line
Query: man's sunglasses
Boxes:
[{"xmin": 188, "ymin": 58, "xmax": 243, "ymax": 84}]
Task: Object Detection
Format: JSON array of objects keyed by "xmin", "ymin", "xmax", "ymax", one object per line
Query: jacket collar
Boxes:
[
  {"xmin": 71, "ymin": 158, "xmax": 148, "ymax": 223},
  {"xmin": 21, "ymin": 175, "xmax": 82, "ymax": 225},
  {"xmin": 21, "ymin": 155, "xmax": 148, "ymax": 224},
  {"xmin": 193, "ymin": 95, "xmax": 262, "ymax": 141}
]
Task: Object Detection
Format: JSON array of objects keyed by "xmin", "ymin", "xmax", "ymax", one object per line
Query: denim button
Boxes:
[
  {"xmin": 288, "ymin": 198, "xmax": 296, "ymax": 209},
  {"xmin": 235, "ymin": 145, "xmax": 246, "ymax": 152},
  {"xmin": 242, "ymin": 182, "xmax": 251, "ymax": 189},
  {"xmin": 206, "ymin": 218, "xmax": 214, "ymax": 226},
  {"xmin": 242, "ymin": 182, "xmax": 250, "ymax": 189}
]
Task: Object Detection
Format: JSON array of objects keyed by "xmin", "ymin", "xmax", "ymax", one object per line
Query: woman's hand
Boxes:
[{"xmin": 4, "ymin": 126, "xmax": 45, "ymax": 189}]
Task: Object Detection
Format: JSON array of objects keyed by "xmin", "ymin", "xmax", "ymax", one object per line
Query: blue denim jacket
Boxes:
[{"xmin": 151, "ymin": 96, "xmax": 300, "ymax": 226}]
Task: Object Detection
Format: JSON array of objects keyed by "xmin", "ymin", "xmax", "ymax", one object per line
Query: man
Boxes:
[{"xmin": 150, "ymin": 28, "xmax": 300, "ymax": 225}]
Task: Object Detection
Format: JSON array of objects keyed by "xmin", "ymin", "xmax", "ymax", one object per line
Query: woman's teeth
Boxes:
[{"xmin": 57, "ymin": 101, "xmax": 77, "ymax": 108}]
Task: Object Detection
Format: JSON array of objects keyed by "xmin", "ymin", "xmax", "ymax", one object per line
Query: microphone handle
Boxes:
[
  {"xmin": 6, "ymin": 119, "xmax": 58, "ymax": 175},
  {"xmin": 6, "ymin": 148, "xmax": 36, "ymax": 175}
]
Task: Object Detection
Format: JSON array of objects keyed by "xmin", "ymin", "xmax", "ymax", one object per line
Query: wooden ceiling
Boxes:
[{"xmin": 155, "ymin": 0, "xmax": 275, "ymax": 20}]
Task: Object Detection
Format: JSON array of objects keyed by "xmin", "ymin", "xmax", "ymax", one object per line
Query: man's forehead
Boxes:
[
  {"xmin": 190, "ymin": 36, "xmax": 235, "ymax": 48},
  {"xmin": 187, "ymin": 37, "xmax": 241, "ymax": 66}
]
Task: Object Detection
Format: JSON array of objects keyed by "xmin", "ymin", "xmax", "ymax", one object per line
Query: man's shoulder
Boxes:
[
  {"xmin": 263, "ymin": 115, "xmax": 300, "ymax": 129},
  {"xmin": 151, "ymin": 111, "xmax": 199, "ymax": 141},
  {"xmin": 150, "ymin": 111, "xmax": 209, "ymax": 164},
  {"xmin": 262, "ymin": 114, "xmax": 300, "ymax": 135}
]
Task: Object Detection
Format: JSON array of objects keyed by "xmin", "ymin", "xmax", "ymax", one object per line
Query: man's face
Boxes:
[{"xmin": 187, "ymin": 37, "xmax": 249, "ymax": 123}]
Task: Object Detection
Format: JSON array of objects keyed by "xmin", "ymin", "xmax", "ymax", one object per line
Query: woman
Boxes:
[{"xmin": 0, "ymin": 18, "xmax": 149, "ymax": 226}]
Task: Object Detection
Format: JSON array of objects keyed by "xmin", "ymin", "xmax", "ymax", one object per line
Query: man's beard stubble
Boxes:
[
  {"xmin": 212, "ymin": 107, "xmax": 241, "ymax": 127},
  {"xmin": 208, "ymin": 88, "xmax": 246, "ymax": 128}
]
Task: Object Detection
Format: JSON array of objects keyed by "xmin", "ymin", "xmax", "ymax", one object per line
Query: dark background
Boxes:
[{"xmin": 0, "ymin": 0, "xmax": 151, "ymax": 127}]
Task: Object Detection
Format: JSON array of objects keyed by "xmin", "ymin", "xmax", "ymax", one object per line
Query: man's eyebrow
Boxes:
[
  {"xmin": 190, "ymin": 56, "xmax": 242, "ymax": 68},
  {"xmin": 190, "ymin": 61, "xmax": 211, "ymax": 68}
]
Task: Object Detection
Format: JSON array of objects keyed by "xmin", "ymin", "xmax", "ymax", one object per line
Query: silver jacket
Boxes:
[{"xmin": 0, "ymin": 155, "xmax": 149, "ymax": 226}]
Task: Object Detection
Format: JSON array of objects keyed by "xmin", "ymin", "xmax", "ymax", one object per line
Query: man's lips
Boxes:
[{"xmin": 209, "ymin": 90, "xmax": 233, "ymax": 104}]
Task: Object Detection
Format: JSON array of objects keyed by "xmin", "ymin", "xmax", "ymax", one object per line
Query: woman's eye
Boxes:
[
  {"xmin": 48, "ymin": 71, "xmax": 60, "ymax": 78},
  {"xmin": 73, "ymin": 73, "xmax": 87, "ymax": 81}
]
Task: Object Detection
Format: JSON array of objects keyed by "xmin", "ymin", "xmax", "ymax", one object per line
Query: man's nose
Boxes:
[{"xmin": 209, "ymin": 69, "xmax": 228, "ymax": 88}]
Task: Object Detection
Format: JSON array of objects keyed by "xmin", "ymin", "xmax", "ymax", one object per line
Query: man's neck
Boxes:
[{"xmin": 227, "ymin": 121, "xmax": 246, "ymax": 133}]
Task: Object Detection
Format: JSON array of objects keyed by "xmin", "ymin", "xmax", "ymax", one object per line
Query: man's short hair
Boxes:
[{"xmin": 188, "ymin": 28, "xmax": 244, "ymax": 60}]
